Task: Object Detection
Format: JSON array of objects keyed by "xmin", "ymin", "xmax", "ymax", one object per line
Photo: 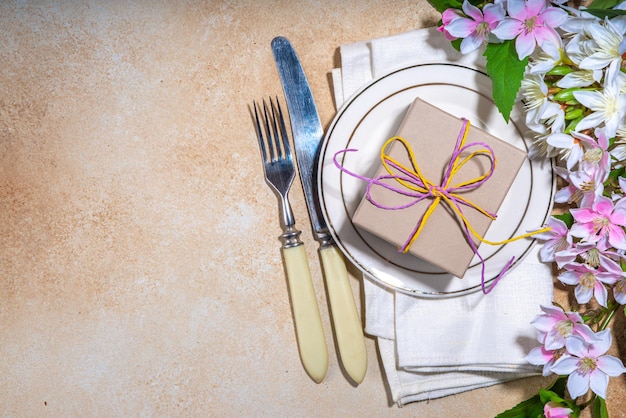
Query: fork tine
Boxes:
[
  {"xmin": 262, "ymin": 99, "xmax": 276, "ymax": 163},
  {"xmin": 268, "ymin": 98, "xmax": 282, "ymax": 161},
  {"xmin": 274, "ymin": 97, "xmax": 291, "ymax": 161},
  {"xmin": 253, "ymin": 101, "xmax": 268, "ymax": 163}
]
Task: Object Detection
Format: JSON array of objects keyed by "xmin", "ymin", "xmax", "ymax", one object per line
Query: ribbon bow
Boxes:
[{"xmin": 334, "ymin": 119, "xmax": 550, "ymax": 294}]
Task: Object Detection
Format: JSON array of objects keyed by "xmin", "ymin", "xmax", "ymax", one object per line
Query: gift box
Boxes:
[{"xmin": 351, "ymin": 98, "xmax": 527, "ymax": 278}]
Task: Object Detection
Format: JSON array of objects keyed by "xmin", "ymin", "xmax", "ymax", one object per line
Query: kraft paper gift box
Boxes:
[{"xmin": 351, "ymin": 98, "xmax": 527, "ymax": 278}]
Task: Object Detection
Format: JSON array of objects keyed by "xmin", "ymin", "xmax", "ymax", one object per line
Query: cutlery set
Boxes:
[{"xmin": 252, "ymin": 37, "xmax": 367, "ymax": 384}]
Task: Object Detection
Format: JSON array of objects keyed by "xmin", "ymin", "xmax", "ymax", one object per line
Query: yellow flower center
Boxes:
[
  {"xmin": 524, "ymin": 16, "xmax": 538, "ymax": 33},
  {"xmin": 476, "ymin": 22, "xmax": 490, "ymax": 37},
  {"xmin": 556, "ymin": 320, "xmax": 573, "ymax": 338},
  {"xmin": 580, "ymin": 272, "xmax": 596, "ymax": 290},
  {"xmin": 593, "ymin": 217, "xmax": 609, "ymax": 233},
  {"xmin": 585, "ymin": 248, "xmax": 601, "ymax": 268},
  {"xmin": 579, "ymin": 357, "xmax": 597, "ymax": 375},
  {"xmin": 584, "ymin": 148, "xmax": 603, "ymax": 164}
]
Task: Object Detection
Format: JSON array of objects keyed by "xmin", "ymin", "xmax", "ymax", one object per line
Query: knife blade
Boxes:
[{"xmin": 271, "ymin": 36, "xmax": 367, "ymax": 384}]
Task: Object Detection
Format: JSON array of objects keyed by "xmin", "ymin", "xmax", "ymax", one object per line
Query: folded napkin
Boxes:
[{"xmin": 331, "ymin": 27, "xmax": 554, "ymax": 406}]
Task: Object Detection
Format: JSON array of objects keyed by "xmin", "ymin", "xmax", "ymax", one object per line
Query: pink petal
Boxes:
[
  {"xmin": 588, "ymin": 330, "xmax": 612, "ymax": 356},
  {"xmin": 526, "ymin": 0, "xmax": 546, "ymax": 17},
  {"xmin": 541, "ymin": 7, "xmax": 569, "ymax": 28},
  {"xmin": 567, "ymin": 371, "xmax": 590, "ymax": 398},
  {"xmin": 594, "ymin": 282, "xmax": 609, "ymax": 307},
  {"xmin": 569, "ymin": 222, "xmax": 594, "ymax": 239},
  {"xmin": 571, "ymin": 207, "xmax": 597, "ymax": 223},
  {"xmin": 525, "ymin": 346, "xmax": 553, "ymax": 365},
  {"xmin": 619, "ymin": 177, "xmax": 626, "ymax": 194},
  {"xmin": 492, "ymin": 19, "xmax": 522, "ymax": 40},
  {"xmin": 532, "ymin": 316, "xmax": 559, "ymax": 333},
  {"xmin": 597, "ymin": 355, "xmax": 626, "ymax": 377},
  {"xmin": 558, "ymin": 270, "xmax": 580, "ymax": 286},
  {"xmin": 533, "ymin": 27, "xmax": 563, "ymax": 49},
  {"xmin": 539, "ymin": 240, "xmax": 559, "ymax": 262},
  {"xmin": 516, "ymin": 31, "xmax": 539, "ymax": 59},
  {"xmin": 550, "ymin": 218, "xmax": 569, "ymax": 235},
  {"xmin": 446, "ymin": 17, "xmax": 479, "ymax": 38},
  {"xmin": 442, "ymin": 8, "xmax": 462, "ymax": 25},
  {"xmin": 507, "ymin": 0, "xmax": 528, "ymax": 20},
  {"xmin": 574, "ymin": 323, "xmax": 599, "ymax": 343},
  {"xmin": 483, "ymin": 3, "xmax": 506, "ymax": 26},
  {"xmin": 609, "ymin": 206, "xmax": 626, "ymax": 225},
  {"xmin": 593, "ymin": 196, "xmax": 614, "ymax": 217},
  {"xmin": 589, "ymin": 370, "xmax": 609, "ymax": 399},
  {"xmin": 541, "ymin": 304, "xmax": 566, "ymax": 317},
  {"xmin": 551, "ymin": 355, "xmax": 578, "ymax": 375},
  {"xmin": 575, "ymin": 284, "xmax": 593, "ymax": 304},
  {"xmin": 460, "ymin": 33, "xmax": 484, "ymax": 54},
  {"xmin": 555, "ymin": 187, "xmax": 574, "ymax": 203},
  {"xmin": 566, "ymin": 335, "xmax": 588, "ymax": 357},
  {"xmin": 462, "ymin": 0, "xmax": 484, "ymax": 22},
  {"xmin": 608, "ymin": 225, "xmax": 626, "ymax": 250}
]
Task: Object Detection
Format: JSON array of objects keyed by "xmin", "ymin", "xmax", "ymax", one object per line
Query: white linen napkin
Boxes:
[{"xmin": 331, "ymin": 27, "xmax": 554, "ymax": 405}]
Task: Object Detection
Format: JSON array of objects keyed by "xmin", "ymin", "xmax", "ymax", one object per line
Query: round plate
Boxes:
[{"xmin": 318, "ymin": 63, "xmax": 555, "ymax": 297}]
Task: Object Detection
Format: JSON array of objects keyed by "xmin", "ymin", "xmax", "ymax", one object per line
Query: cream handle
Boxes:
[
  {"xmin": 283, "ymin": 244, "xmax": 328, "ymax": 383},
  {"xmin": 320, "ymin": 245, "xmax": 367, "ymax": 384}
]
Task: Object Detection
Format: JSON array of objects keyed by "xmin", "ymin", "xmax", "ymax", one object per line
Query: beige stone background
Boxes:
[{"xmin": 1, "ymin": 0, "xmax": 624, "ymax": 416}]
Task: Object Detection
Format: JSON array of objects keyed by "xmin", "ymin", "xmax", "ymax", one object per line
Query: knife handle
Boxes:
[
  {"xmin": 282, "ymin": 243, "xmax": 328, "ymax": 383},
  {"xmin": 320, "ymin": 245, "xmax": 367, "ymax": 384}
]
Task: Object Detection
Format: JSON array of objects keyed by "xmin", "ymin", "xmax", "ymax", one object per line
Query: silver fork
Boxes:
[{"xmin": 253, "ymin": 98, "xmax": 328, "ymax": 383}]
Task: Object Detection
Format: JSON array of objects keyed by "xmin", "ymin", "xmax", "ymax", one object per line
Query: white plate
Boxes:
[{"xmin": 318, "ymin": 63, "xmax": 555, "ymax": 297}]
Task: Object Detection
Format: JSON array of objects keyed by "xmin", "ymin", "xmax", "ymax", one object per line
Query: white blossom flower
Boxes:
[
  {"xmin": 579, "ymin": 20, "xmax": 626, "ymax": 84},
  {"xmin": 529, "ymin": 42, "xmax": 562, "ymax": 74},
  {"xmin": 521, "ymin": 73, "xmax": 554, "ymax": 125},
  {"xmin": 574, "ymin": 77, "xmax": 626, "ymax": 138}
]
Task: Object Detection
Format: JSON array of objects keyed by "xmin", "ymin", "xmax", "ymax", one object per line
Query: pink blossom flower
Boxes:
[
  {"xmin": 559, "ymin": 262, "xmax": 620, "ymax": 307},
  {"xmin": 492, "ymin": 0, "xmax": 569, "ymax": 59},
  {"xmin": 443, "ymin": 0, "xmax": 506, "ymax": 54},
  {"xmin": 614, "ymin": 278, "xmax": 626, "ymax": 305},
  {"xmin": 554, "ymin": 165, "xmax": 604, "ymax": 208},
  {"xmin": 579, "ymin": 128, "xmax": 611, "ymax": 182},
  {"xmin": 548, "ymin": 130, "xmax": 610, "ymax": 174},
  {"xmin": 437, "ymin": 8, "xmax": 463, "ymax": 40},
  {"xmin": 534, "ymin": 217, "xmax": 572, "ymax": 262},
  {"xmin": 555, "ymin": 240, "xmax": 623, "ymax": 271},
  {"xmin": 551, "ymin": 330, "xmax": 626, "ymax": 399},
  {"xmin": 526, "ymin": 343, "xmax": 567, "ymax": 376},
  {"xmin": 544, "ymin": 401, "xmax": 573, "ymax": 418},
  {"xmin": 570, "ymin": 195, "xmax": 626, "ymax": 250},
  {"xmin": 530, "ymin": 305, "xmax": 596, "ymax": 350}
]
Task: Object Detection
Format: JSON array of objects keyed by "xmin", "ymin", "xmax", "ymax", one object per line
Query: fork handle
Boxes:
[
  {"xmin": 283, "ymin": 243, "xmax": 328, "ymax": 383},
  {"xmin": 320, "ymin": 245, "xmax": 367, "ymax": 384}
]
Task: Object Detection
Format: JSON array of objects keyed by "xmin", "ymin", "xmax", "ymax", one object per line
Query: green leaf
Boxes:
[
  {"xmin": 584, "ymin": 8, "xmax": 626, "ymax": 18},
  {"xmin": 547, "ymin": 376, "xmax": 568, "ymax": 397},
  {"xmin": 593, "ymin": 396, "xmax": 609, "ymax": 418},
  {"xmin": 494, "ymin": 394, "xmax": 544, "ymax": 418},
  {"xmin": 427, "ymin": 0, "xmax": 462, "ymax": 13},
  {"xmin": 483, "ymin": 41, "xmax": 528, "ymax": 123},
  {"xmin": 588, "ymin": 0, "xmax": 621, "ymax": 9},
  {"xmin": 450, "ymin": 37, "xmax": 462, "ymax": 52},
  {"xmin": 554, "ymin": 213, "xmax": 574, "ymax": 228}
]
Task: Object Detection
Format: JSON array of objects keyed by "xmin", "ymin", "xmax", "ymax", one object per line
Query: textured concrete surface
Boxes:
[{"xmin": 1, "ymin": 1, "xmax": 624, "ymax": 416}]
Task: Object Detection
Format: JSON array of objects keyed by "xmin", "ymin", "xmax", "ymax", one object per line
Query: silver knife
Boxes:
[{"xmin": 272, "ymin": 36, "xmax": 367, "ymax": 384}]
